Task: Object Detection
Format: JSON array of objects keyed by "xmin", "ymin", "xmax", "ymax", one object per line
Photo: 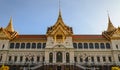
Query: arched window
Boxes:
[
  {"xmin": 26, "ymin": 43, "xmax": 30, "ymax": 49},
  {"xmin": 49, "ymin": 53, "xmax": 53, "ymax": 63},
  {"xmin": 32, "ymin": 43, "xmax": 36, "ymax": 49},
  {"xmin": 95, "ymin": 43, "xmax": 99, "ymax": 49},
  {"xmin": 100, "ymin": 43, "xmax": 105, "ymax": 49},
  {"xmin": 37, "ymin": 43, "xmax": 41, "ymax": 49},
  {"xmin": 78, "ymin": 43, "xmax": 82, "ymax": 49},
  {"xmin": 56, "ymin": 52, "xmax": 62, "ymax": 62},
  {"xmin": 21, "ymin": 43, "xmax": 25, "ymax": 49},
  {"xmin": 10, "ymin": 43, "xmax": 14, "ymax": 49},
  {"xmin": 43, "ymin": 43, "xmax": 46, "ymax": 48},
  {"xmin": 84, "ymin": 43, "xmax": 88, "ymax": 49},
  {"xmin": 106, "ymin": 43, "xmax": 111, "ymax": 49},
  {"xmin": 89, "ymin": 43, "xmax": 94, "ymax": 49},
  {"xmin": 0, "ymin": 55, "xmax": 2, "ymax": 62},
  {"xmin": 73, "ymin": 43, "xmax": 77, "ymax": 49},
  {"xmin": 66, "ymin": 53, "xmax": 70, "ymax": 63},
  {"xmin": 2, "ymin": 44, "xmax": 5, "ymax": 49},
  {"xmin": 15, "ymin": 43, "xmax": 20, "ymax": 49}
]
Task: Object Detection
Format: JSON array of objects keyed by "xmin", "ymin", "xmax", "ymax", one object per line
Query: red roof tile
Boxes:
[
  {"xmin": 16, "ymin": 35, "xmax": 46, "ymax": 39},
  {"xmin": 73, "ymin": 35, "xmax": 106, "ymax": 39},
  {"xmin": 15, "ymin": 35, "xmax": 106, "ymax": 40}
]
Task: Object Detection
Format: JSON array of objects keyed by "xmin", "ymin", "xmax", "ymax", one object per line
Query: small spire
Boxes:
[
  {"xmin": 107, "ymin": 13, "xmax": 115, "ymax": 32},
  {"xmin": 58, "ymin": 0, "xmax": 62, "ymax": 18},
  {"xmin": 5, "ymin": 17, "xmax": 14, "ymax": 32}
]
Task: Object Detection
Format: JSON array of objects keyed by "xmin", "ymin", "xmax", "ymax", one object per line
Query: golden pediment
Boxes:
[
  {"xmin": 0, "ymin": 28, "xmax": 9, "ymax": 39},
  {"xmin": 0, "ymin": 31, "xmax": 8, "ymax": 38},
  {"xmin": 0, "ymin": 28, "xmax": 18, "ymax": 40},
  {"xmin": 111, "ymin": 28, "xmax": 120, "ymax": 38}
]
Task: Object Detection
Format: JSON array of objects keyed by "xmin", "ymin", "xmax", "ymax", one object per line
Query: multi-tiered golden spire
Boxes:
[
  {"xmin": 107, "ymin": 14, "xmax": 116, "ymax": 32},
  {"xmin": 5, "ymin": 17, "xmax": 14, "ymax": 32}
]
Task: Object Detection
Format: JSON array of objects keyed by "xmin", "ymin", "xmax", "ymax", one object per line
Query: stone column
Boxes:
[
  {"xmin": 53, "ymin": 51, "xmax": 56, "ymax": 63},
  {"xmin": 77, "ymin": 56, "xmax": 80, "ymax": 63},
  {"xmin": 45, "ymin": 51, "xmax": 49, "ymax": 63},
  {"xmin": 12, "ymin": 55, "xmax": 14, "ymax": 63},
  {"xmin": 17, "ymin": 56, "xmax": 20, "ymax": 63},
  {"xmin": 62, "ymin": 51, "xmax": 66, "ymax": 63},
  {"xmin": 34, "ymin": 55, "xmax": 37, "ymax": 63},
  {"xmin": 23, "ymin": 55, "xmax": 26, "ymax": 63},
  {"xmin": 70, "ymin": 51, "xmax": 74, "ymax": 63}
]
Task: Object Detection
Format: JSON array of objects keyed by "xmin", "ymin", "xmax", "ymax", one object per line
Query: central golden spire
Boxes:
[{"xmin": 58, "ymin": 0, "xmax": 62, "ymax": 18}]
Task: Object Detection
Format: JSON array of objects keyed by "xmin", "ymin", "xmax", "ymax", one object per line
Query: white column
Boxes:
[
  {"xmin": 45, "ymin": 51, "xmax": 49, "ymax": 63},
  {"xmin": 63, "ymin": 52, "xmax": 65, "ymax": 63},
  {"xmin": 23, "ymin": 55, "xmax": 26, "ymax": 63},
  {"xmin": 53, "ymin": 51, "xmax": 56, "ymax": 63},
  {"xmin": 70, "ymin": 51, "xmax": 74, "ymax": 63},
  {"xmin": 17, "ymin": 56, "xmax": 20, "ymax": 63},
  {"xmin": 77, "ymin": 56, "xmax": 80, "ymax": 63},
  {"xmin": 34, "ymin": 56, "xmax": 37, "ymax": 63}
]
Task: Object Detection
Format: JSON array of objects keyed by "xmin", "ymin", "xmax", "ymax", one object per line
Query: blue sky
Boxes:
[{"xmin": 0, "ymin": 0, "xmax": 120, "ymax": 34}]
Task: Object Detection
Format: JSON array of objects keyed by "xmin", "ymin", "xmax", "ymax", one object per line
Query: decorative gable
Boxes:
[
  {"xmin": 0, "ymin": 17, "xmax": 18, "ymax": 40},
  {"xmin": 46, "ymin": 12, "xmax": 73, "ymax": 42},
  {"xmin": 0, "ymin": 28, "xmax": 9, "ymax": 39},
  {"xmin": 111, "ymin": 28, "xmax": 120, "ymax": 39}
]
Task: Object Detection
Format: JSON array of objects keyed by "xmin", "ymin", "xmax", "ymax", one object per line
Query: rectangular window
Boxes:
[
  {"xmin": 97, "ymin": 56, "xmax": 100, "ymax": 62},
  {"xmin": 91, "ymin": 57, "xmax": 94, "ymax": 62},
  {"xmin": 80, "ymin": 58, "xmax": 83, "ymax": 62},
  {"xmin": 10, "ymin": 43, "xmax": 14, "ymax": 49},
  {"xmin": 14, "ymin": 56, "xmax": 17, "ymax": 62},
  {"xmin": 95, "ymin": 43, "xmax": 99, "ymax": 49},
  {"xmin": 0, "ymin": 55, "xmax": 2, "ymax": 62},
  {"xmin": 108, "ymin": 56, "xmax": 112, "ymax": 62},
  {"xmin": 20, "ymin": 56, "xmax": 23, "ymax": 62},
  {"xmin": 84, "ymin": 43, "xmax": 88, "ymax": 49},
  {"xmin": 37, "ymin": 56, "xmax": 40, "ymax": 62},
  {"xmin": 74, "ymin": 57, "xmax": 77, "ymax": 62},
  {"xmin": 116, "ymin": 45, "xmax": 118, "ymax": 49},
  {"xmin": 118, "ymin": 55, "xmax": 120, "ymax": 62},
  {"xmin": 73, "ymin": 43, "xmax": 77, "ymax": 49},
  {"xmin": 100, "ymin": 43, "xmax": 105, "ymax": 49},
  {"xmin": 9, "ymin": 56, "xmax": 11, "ymax": 61},
  {"xmin": 43, "ymin": 43, "xmax": 46, "ymax": 48},
  {"xmin": 103, "ymin": 56, "xmax": 106, "ymax": 62},
  {"xmin": 85, "ymin": 57, "xmax": 88, "ymax": 62}
]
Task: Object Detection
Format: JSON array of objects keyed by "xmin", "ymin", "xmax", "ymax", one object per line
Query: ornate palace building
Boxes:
[{"xmin": 0, "ymin": 11, "xmax": 120, "ymax": 70}]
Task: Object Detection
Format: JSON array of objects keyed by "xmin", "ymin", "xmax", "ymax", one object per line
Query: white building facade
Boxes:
[{"xmin": 0, "ymin": 12, "xmax": 120, "ymax": 70}]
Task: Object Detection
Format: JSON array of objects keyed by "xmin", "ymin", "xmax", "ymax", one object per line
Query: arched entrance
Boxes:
[
  {"xmin": 66, "ymin": 52, "xmax": 70, "ymax": 63},
  {"xmin": 49, "ymin": 52, "xmax": 53, "ymax": 63},
  {"xmin": 56, "ymin": 52, "xmax": 62, "ymax": 62}
]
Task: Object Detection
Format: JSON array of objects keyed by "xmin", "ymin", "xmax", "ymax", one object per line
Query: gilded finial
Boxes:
[{"xmin": 58, "ymin": 0, "xmax": 62, "ymax": 18}]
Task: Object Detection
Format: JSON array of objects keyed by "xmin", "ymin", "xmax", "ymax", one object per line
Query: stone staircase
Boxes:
[{"xmin": 30, "ymin": 63, "xmax": 43, "ymax": 70}]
